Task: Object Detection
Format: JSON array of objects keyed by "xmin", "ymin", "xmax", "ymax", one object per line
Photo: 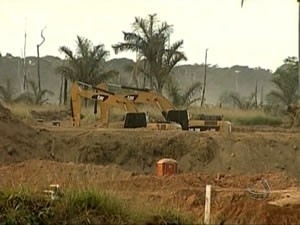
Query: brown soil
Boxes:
[
  {"xmin": 0, "ymin": 104, "xmax": 55, "ymax": 164},
  {"xmin": 1, "ymin": 103, "xmax": 300, "ymax": 224}
]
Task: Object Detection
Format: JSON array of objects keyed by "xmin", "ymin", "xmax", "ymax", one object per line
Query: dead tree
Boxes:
[
  {"xmin": 23, "ymin": 30, "xmax": 28, "ymax": 91},
  {"xmin": 37, "ymin": 26, "xmax": 47, "ymax": 92},
  {"xmin": 200, "ymin": 48, "xmax": 208, "ymax": 107}
]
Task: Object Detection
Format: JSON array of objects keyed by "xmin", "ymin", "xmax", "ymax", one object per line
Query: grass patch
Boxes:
[
  {"xmin": 5, "ymin": 102, "xmax": 285, "ymax": 127},
  {"xmin": 0, "ymin": 188, "xmax": 195, "ymax": 225},
  {"xmin": 190, "ymin": 107, "xmax": 284, "ymax": 126},
  {"xmin": 234, "ymin": 115, "xmax": 282, "ymax": 126}
]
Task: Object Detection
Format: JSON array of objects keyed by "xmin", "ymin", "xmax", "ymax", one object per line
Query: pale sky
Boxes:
[{"xmin": 0, "ymin": 0, "xmax": 298, "ymax": 71}]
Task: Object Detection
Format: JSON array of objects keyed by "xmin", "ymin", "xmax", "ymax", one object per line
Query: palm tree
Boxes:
[
  {"xmin": 0, "ymin": 79, "xmax": 16, "ymax": 103},
  {"xmin": 56, "ymin": 35, "xmax": 118, "ymax": 104},
  {"xmin": 166, "ymin": 77, "xmax": 202, "ymax": 108},
  {"xmin": 219, "ymin": 91, "xmax": 257, "ymax": 109},
  {"xmin": 266, "ymin": 57, "xmax": 299, "ymax": 106},
  {"xmin": 15, "ymin": 79, "xmax": 54, "ymax": 105},
  {"xmin": 112, "ymin": 14, "xmax": 187, "ymax": 93}
]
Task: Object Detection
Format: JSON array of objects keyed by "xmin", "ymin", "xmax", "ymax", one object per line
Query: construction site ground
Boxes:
[{"xmin": 1, "ymin": 104, "xmax": 300, "ymax": 224}]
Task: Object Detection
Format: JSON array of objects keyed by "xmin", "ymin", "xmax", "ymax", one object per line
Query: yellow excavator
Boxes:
[
  {"xmin": 70, "ymin": 81, "xmax": 182, "ymax": 130},
  {"xmin": 70, "ymin": 81, "xmax": 147, "ymax": 128},
  {"xmin": 96, "ymin": 83, "xmax": 188, "ymax": 130},
  {"xmin": 98, "ymin": 83, "xmax": 231, "ymax": 133}
]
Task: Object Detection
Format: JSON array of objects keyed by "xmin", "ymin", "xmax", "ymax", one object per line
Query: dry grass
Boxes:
[
  {"xmin": 189, "ymin": 106, "xmax": 266, "ymax": 119},
  {"xmin": 3, "ymin": 103, "xmax": 66, "ymax": 118},
  {"xmin": 3, "ymin": 102, "xmax": 284, "ymax": 126}
]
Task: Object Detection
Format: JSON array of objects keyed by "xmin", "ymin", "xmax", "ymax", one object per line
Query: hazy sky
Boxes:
[{"xmin": 0, "ymin": 0, "xmax": 298, "ymax": 71}]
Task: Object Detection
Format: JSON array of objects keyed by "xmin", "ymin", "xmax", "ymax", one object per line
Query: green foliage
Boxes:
[
  {"xmin": 0, "ymin": 79, "xmax": 53, "ymax": 105},
  {"xmin": 166, "ymin": 77, "xmax": 202, "ymax": 107},
  {"xmin": 57, "ymin": 35, "xmax": 118, "ymax": 85},
  {"xmin": 234, "ymin": 115, "xmax": 282, "ymax": 126},
  {"xmin": 0, "ymin": 189, "xmax": 195, "ymax": 225},
  {"xmin": 266, "ymin": 56, "xmax": 299, "ymax": 106},
  {"xmin": 0, "ymin": 191, "xmax": 54, "ymax": 225},
  {"xmin": 112, "ymin": 14, "xmax": 187, "ymax": 93},
  {"xmin": 0, "ymin": 189, "xmax": 130, "ymax": 225},
  {"xmin": 14, "ymin": 80, "xmax": 54, "ymax": 105}
]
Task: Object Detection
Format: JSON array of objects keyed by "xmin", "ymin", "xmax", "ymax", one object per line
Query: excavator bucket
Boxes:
[
  {"xmin": 166, "ymin": 110, "xmax": 189, "ymax": 130},
  {"xmin": 124, "ymin": 112, "xmax": 147, "ymax": 128}
]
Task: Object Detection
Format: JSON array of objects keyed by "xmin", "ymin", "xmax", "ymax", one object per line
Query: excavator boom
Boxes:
[
  {"xmin": 100, "ymin": 83, "xmax": 231, "ymax": 133},
  {"xmin": 98, "ymin": 83, "xmax": 189, "ymax": 130}
]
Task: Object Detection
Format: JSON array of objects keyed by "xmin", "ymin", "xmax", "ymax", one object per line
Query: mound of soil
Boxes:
[
  {"xmin": 0, "ymin": 103, "xmax": 54, "ymax": 164},
  {"xmin": 50, "ymin": 129, "xmax": 300, "ymax": 180}
]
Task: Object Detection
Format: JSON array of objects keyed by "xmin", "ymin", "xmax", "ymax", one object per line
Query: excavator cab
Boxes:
[
  {"xmin": 124, "ymin": 112, "xmax": 147, "ymax": 128},
  {"xmin": 166, "ymin": 110, "xmax": 189, "ymax": 130}
]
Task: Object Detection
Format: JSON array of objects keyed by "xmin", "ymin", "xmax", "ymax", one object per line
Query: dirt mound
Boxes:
[
  {"xmin": 48, "ymin": 129, "xmax": 300, "ymax": 180},
  {"xmin": 0, "ymin": 103, "xmax": 54, "ymax": 165}
]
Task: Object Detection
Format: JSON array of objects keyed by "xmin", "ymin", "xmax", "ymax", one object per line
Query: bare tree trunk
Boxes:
[
  {"xmin": 63, "ymin": 77, "xmax": 68, "ymax": 105},
  {"xmin": 59, "ymin": 75, "xmax": 64, "ymax": 105},
  {"xmin": 254, "ymin": 79, "xmax": 258, "ymax": 108},
  {"xmin": 23, "ymin": 31, "xmax": 28, "ymax": 91},
  {"xmin": 142, "ymin": 75, "xmax": 147, "ymax": 89},
  {"xmin": 17, "ymin": 58, "xmax": 23, "ymax": 92},
  {"xmin": 37, "ymin": 45, "xmax": 41, "ymax": 91},
  {"xmin": 260, "ymin": 84, "xmax": 264, "ymax": 106},
  {"xmin": 200, "ymin": 49, "xmax": 208, "ymax": 107},
  {"xmin": 37, "ymin": 26, "xmax": 46, "ymax": 93}
]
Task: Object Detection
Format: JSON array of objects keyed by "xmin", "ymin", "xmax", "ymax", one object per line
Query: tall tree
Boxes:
[
  {"xmin": 266, "ymin": 57, "xmax": 299, "ymax": 106},
  {"xmin": 112, "ymin": 14, "xmax": 187, "ymax": 93},
  {"xmin": 56, "ymin": 35, "xmax": 118, "ymax": 104},
  {"xmin": 36, "ymin": 26, "xmax": 47, "ymax": 92}
]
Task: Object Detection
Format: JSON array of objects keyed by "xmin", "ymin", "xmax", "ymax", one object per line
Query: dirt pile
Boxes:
[
  {"xmin": 49, "ymin": 129, "xmax": 300, "ymax": 180},
  {"xmin": 0, "ymin": 103, "xmax": 54, "ymax": 165}
]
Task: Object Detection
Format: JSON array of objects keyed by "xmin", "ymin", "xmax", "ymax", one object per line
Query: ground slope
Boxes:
[{"xmin": 0, "ymin": 103, "xmax": 54, "ymax": 164}]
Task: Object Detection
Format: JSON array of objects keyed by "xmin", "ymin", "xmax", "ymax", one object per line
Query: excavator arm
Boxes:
[
  {"xmin": 96, "ymin": 83, "xmax": 231, "ymax": 133},
  {"xmin": 96, "ymin": 83, "xmax": 189, "ymax": 130},
  {"xmin": 103, "ymin": 84, "xmax": 176, "ymax": 117},
  {"xmin": 70, "ymin": 82, "xmax": 139, "ymax": 127}
]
